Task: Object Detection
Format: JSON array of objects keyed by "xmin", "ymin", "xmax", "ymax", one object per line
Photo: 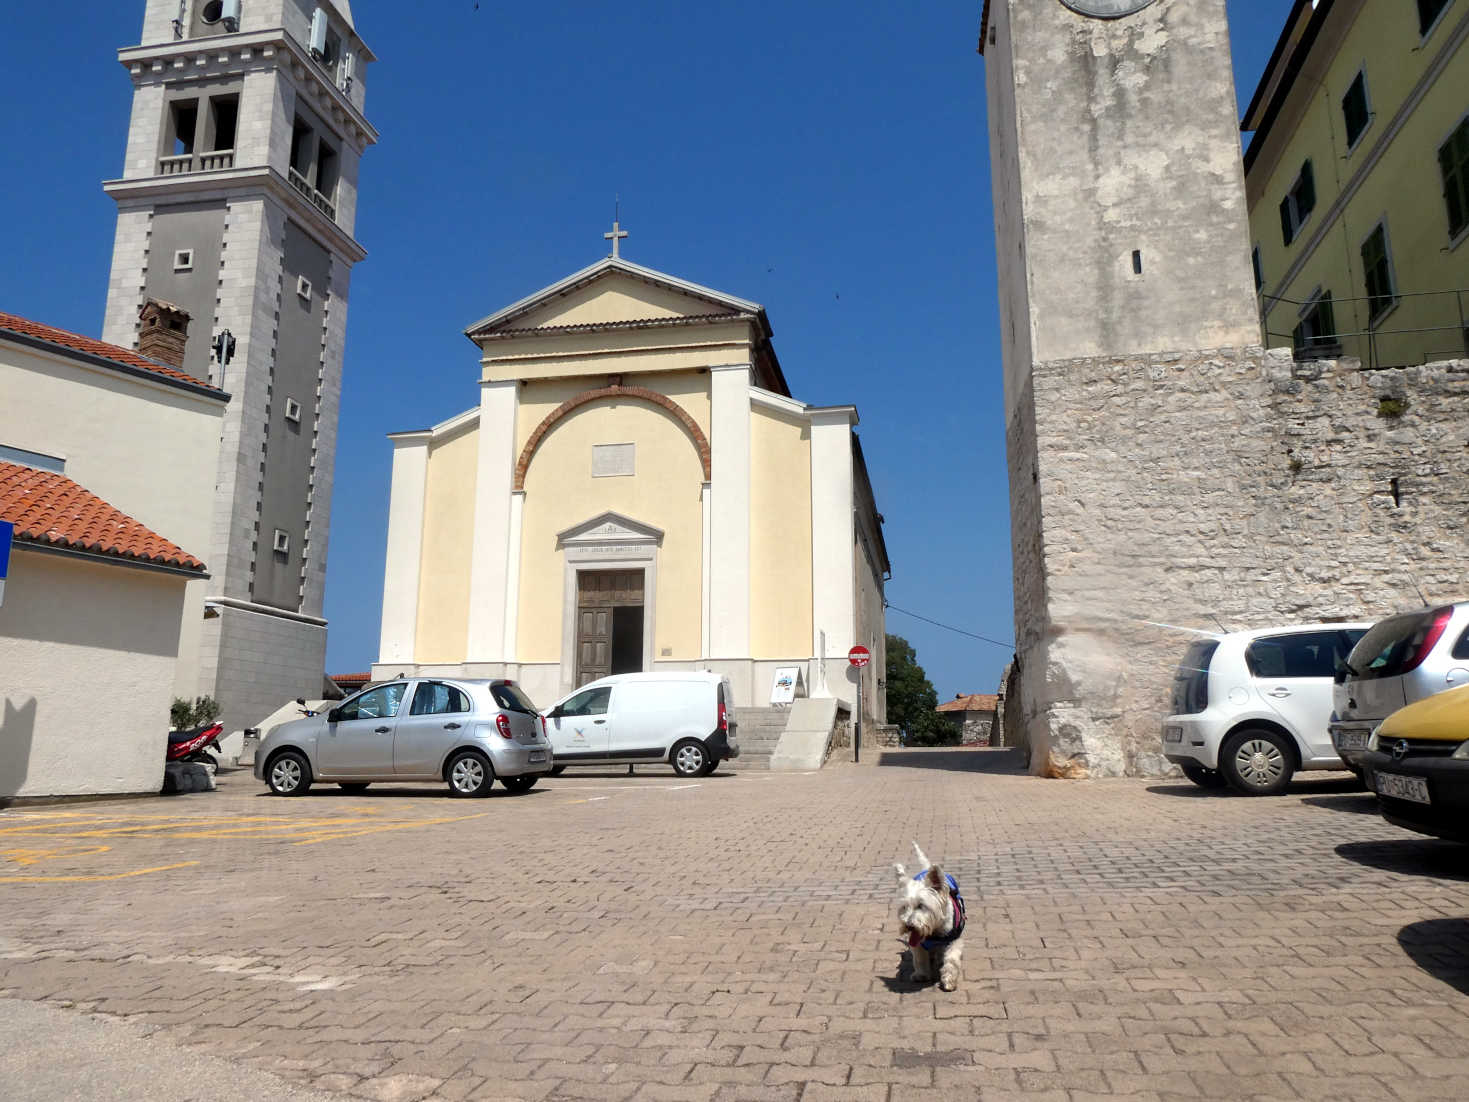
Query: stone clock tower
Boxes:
[
  {"xmin": 980, "ymin": 0, "xmax": 1264, "ymax": 776},
  {"xmin": 102, "ymin": 1, "xmax": 377, "ymax": 737}
]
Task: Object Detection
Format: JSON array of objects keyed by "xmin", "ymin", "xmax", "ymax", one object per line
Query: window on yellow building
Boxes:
[
  {"xmin": 1439, "ymin": 115, "xmax": 1469, "ymax": 240},
  {"xmin": 1279, "ymin": 160, "xmax": 1316, "ymax": 246},
  {"xmin": 1251, "ymin": 245, "xmax": 1263, "ymax": 293},
  {"xmin": 1341, "ymin": 71, "xmax": 1371, "ymax": 150},
  {"xmin": 1418, "ymin": 0, "xmax": 1452, "ymax": 37},
  {"xmin": 1360, "ymin": 223, "xmax": 1396, "ymax": 324},
  {"xmin": 1292, "ymin": 290, "xmax": 1338, "ymax": 359}
]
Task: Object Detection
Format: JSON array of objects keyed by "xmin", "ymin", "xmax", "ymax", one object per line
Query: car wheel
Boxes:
[
  {"xmin": 671, "ymin": 739, "xmax": 708, "ymax": 778},
  {"xmin": 446, "ymin": 750, "xmax": 493, "ymax": 797},
  {"xmin": 266, "ymin": 750, "xmax": 312, "ymax": 797},
  {"xmin": 1220, "ymin": 728, "xmax": 1295, "ymax": 796},
  {"xmin": 1180, "ymin": 763, "xmax": 1227, "ymax": 789},
  {"xmin": 550, "ymin": 765, "xmax": 567, "ymax": 776},
  {"xmin": 337, "ymin": 782, "xmax": 370, "ymax": 793},
  {"xmin": 502, "ymin": 775, "xmax": 537, "ymax": 794}
]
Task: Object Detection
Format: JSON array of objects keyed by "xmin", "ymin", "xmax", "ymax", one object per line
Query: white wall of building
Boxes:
[
  {"xmin": 0, "ymin": 552, "xmax": 186, "ymax": 801},
  {"xmin": 0, "ymin": 340, "xmax": 225, "ymax": 701}
]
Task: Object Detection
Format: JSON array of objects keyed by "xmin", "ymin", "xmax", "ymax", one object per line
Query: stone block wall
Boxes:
[{"xmin": 1011, "ymin": 346, "xmax": 1469, "ymax": 777}]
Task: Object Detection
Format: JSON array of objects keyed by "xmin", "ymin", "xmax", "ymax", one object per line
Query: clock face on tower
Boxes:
[{"xmin": 1059, "ymin": 0, "xmax": 1158, "ymax": 17}]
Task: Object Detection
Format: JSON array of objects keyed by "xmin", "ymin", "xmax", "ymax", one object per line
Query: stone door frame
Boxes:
[{"xmin": 557, "ymin": 512, "xmax": 662, "ymax": 696}]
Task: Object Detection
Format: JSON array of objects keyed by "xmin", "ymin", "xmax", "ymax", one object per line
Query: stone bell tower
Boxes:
[
  {"xmin": 980, "ymin": 0, "xmax": 1265, "ymax": 776},
  {"xmin": 102, "ymin": 0, "xmax": 377, "ymax": 735}
]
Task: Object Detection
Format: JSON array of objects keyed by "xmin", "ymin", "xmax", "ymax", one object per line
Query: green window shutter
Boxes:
[
  {"xmin": 1342, "ymin": 74, "xmax": 1369, "ymax": 147},
  {"xmin": 1298, "ymin": 160, "xmax": 1316, "ymax": 217},
  {"xmin": 1280, "ymin": 197, "xmax": 1295, "ymax": 245},
  {"xmin": 1442, "ymin": 120, "xmax": 1469, "ymax": 239}
]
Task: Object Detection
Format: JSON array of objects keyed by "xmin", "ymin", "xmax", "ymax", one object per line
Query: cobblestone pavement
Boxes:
[{"xmin": 2, "ymin": 749, "xmax": 1468, "ymax": 1101}]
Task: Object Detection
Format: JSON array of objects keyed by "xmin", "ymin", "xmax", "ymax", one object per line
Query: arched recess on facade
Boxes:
[{"xmin": 513, "ymin": 384, "xmax": 712, "ymax": 490}]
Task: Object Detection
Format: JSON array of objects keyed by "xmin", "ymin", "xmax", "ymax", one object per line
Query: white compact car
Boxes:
[
  {"xmin": 1162, "ymin": 623, "xmax": 1370, "ymax": 795},
  {"xmin": 541, "ymin": 671, "xmax": 740, "ymax": 777}
]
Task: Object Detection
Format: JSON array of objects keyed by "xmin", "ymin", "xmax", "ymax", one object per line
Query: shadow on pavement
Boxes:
[
  {"xmin": 254, "ymin": 786, "xmax": 539, "ymax": 799},
  {"xmin": 874, "ymin": 747, "xmax": 1025, "ymax": 773},
  {"xmin": 1301, "ymin": 793, "xmax": 1380, "ymax": 815},
  {"xmin": 1397, "ymin": 917, "xmax": 1469, "ymax": 996},
  {"xmin": 1147, "ymin": 775, "xmax": 1363, "ymax": 799},
  {"xmin": 1335, "ymin": 839, "xmax": 1469, "ymax": 882}
]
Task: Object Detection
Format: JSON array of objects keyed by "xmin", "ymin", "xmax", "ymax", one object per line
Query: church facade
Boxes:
[{"xmin": 374, "ymin": 253, "xmax": 890, "ymax": 724}]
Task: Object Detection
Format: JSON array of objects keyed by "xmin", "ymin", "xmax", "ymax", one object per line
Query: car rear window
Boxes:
[
  {"xmin": 492, "ymin": 683, "xmax": 538, "ymax": 714},
  {"xmin": 1454, "ymin": 626, "xmax": 1469, "ymax": 661},
  {"xmin": 1245, "ymin": 629, "xmax": 1363, "ymax": 679},
  {"xmin": 1349, "ymin": 611, "xmax": 1441, "ymax": 680},
  {"xmin": 1170, "ymin": 641, "xmax": 1218, "ymax": 715}
]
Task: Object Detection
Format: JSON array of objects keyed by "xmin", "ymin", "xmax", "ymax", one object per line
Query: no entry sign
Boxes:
[{"xmin": 848, "ymin": 645, "xmax": 871, "ymax": 668}]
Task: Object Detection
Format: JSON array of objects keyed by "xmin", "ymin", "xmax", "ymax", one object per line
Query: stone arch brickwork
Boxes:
[{"xmin": 513, "ymin": 384, "xmax": 712, "ymax": 491}]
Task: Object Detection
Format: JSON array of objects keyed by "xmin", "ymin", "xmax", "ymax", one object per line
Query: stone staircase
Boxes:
[{"xmin": 731, "ymin": 707, "xmax": 790, "ymax": 770}]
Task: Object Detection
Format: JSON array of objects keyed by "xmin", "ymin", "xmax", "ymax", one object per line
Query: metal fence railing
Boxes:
[{"xmin": 1262, "ymin": 287, "xmax": 1469, "ymax": 370}]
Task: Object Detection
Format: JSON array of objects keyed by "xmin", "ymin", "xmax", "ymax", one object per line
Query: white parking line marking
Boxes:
[
  {"xmin": 666, "ymin": 784, "xmax": 701, "ymax": 791},
  {"xmin": 586, "ymin": 797, "xmax": 610, "ymax": 802}
]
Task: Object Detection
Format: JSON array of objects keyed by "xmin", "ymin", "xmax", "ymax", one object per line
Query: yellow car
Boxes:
[{"xmin": 1359, "ymin": 684, "xmax": 1469, "ymax": 842}]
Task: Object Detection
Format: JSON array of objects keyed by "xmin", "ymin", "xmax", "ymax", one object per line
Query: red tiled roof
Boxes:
[
  {"xmin": 937, "ymin": 693, "xmax": 999, "ymax": 714},
  {"xmin": 0, "ymin": 462, "xmax": 206, "ymax": 573},
  {"xmin": 330, "ymin": 673, "xmax": 372, "ymax": 685},
  {"xmin": 0, "ymin": 310, "xmax": 225, "ymax": 396}
]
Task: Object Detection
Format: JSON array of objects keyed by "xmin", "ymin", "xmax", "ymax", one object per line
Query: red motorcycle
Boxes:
[{"xmin": 167, "ymin": 723, "xmax": 225, "ymax": 769}]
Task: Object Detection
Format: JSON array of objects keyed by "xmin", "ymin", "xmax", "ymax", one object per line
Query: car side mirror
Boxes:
[
  {"xmin": 548, "ymin": 706, "xmax": 562, "ymax": 719},
  {"xmin": 327, "ymin": 708, "xmax": 341, "ymax": 723}
]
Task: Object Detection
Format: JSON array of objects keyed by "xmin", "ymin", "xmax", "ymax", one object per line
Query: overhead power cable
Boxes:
[{"xmin": 884, "ymin": 602, "xmax": 1015, "ymax": 651}]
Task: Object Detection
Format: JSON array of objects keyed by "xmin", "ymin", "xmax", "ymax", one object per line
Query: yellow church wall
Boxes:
[
  {"xmin": 482, "ymin": 320, "xmax": 754, "ymax": 382},
  {"xmin": 748, "ymin": 406, "xmax": 812, "ymax": 659},
  {"xmin": 513, "ymin": 370, "xmax": 712, "ymax": 461},
  {"xmin": 413, "ymin": 423, "xmax": 478, "ymax": 663},
  {"xmin": 516, "ymin": 399, "xmax": 706, "ymax": 664}
]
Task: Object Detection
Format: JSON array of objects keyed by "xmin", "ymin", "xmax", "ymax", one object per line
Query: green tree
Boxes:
[{"xmin": 884, "ymin": 634, "xmax": 956, "ymax": 746}]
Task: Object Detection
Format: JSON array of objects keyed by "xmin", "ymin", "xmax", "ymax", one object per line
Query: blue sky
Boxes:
[{"xmin": 1, "ymin": 2, "xmax": 1285, "ymax": 703}]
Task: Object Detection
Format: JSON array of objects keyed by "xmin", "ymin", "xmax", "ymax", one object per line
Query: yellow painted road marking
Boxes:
[
  {"xmin": 289, "ymin": 811, "xmax": 491, "ymax": 845},
  {"xmin": 0, "ymin": 861, "xmax": 200, "ymax": 883}
]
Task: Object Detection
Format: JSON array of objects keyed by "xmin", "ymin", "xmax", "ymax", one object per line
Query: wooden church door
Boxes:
[{"xmin": 574, "ymin": 570, "xmax": 645, "ymax": 686}]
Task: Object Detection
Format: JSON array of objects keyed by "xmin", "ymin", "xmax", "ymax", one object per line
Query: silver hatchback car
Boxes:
[
  {"xmin": 1331, "ymin": 602, "xmax": 1469, "ymax": 770},
  {"xmin": 255, "ymin": 678, "xmax": 553, "ymax": 797}
]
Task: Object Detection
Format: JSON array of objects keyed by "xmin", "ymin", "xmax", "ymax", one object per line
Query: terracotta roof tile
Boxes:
[
  {"xmin": 0, "ymin": 462, "xmax": 206, "ymax": 573},
  {"xmin": 936, "ymin": 693, "xmax": 999, "ymax": 713},
  {"xmin": 0, "ymin": 310, "xmax": 225, "ymax": 396}
]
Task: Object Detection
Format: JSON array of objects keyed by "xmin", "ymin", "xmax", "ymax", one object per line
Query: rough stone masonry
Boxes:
[
  {"xmin": 981, "ymin": 0, "xmax": 1469, "ymax": 777},
  {"xmin": 1011, "ymin": 346, "xmax": 1469, "ymax": 777}
]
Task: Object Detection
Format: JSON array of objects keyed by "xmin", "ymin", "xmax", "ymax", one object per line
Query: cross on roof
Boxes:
[{"xmin": 604, "ymin": 219, "xmax": 628, "ymax": 259}]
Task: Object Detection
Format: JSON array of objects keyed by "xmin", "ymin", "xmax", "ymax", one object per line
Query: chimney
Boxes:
[{"xmin": 137, "ymin": 299, "xmax": 191, "ymax": 369}]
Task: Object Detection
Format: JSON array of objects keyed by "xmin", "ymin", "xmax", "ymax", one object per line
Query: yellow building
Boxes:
[
  {"xmin": 1244, "ymin": 0, "xmax": 1469, "ymax": 366},
  {"xmin": 373, "ymin": 248, "xmax": 889, "ymax": 723}
]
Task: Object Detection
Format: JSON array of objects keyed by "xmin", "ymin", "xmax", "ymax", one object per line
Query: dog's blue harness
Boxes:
[{"xmin": 912, "ymin": 871, "xmax": 965, "ymax": 950}]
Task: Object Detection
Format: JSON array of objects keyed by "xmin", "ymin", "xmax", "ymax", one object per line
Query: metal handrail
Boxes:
[{"xmin": 1261, "ymin": 287, "xmax": 1469, "ymax": 369}]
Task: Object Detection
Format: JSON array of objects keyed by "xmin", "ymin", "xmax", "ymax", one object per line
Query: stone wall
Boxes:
[{"xmin": 1011, "ymin": 346, "xmax": 1469, "ymax": 777}]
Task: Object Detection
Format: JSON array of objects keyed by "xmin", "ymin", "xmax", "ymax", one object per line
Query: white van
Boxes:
[{"xmin": 541, "ymin": 672, "xmax": 740, "ymax": 777}]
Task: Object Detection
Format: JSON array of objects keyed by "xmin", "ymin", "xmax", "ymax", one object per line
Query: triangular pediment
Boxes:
[
  {"xmin": 465, "ymin": 258, "xmax": 764, "ymax": 339},
  {"xmin": 556, "ymin": 511, "xmax": 664, "ymax": 549}
]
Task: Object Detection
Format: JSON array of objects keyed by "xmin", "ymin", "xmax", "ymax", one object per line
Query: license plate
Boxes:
[
  {"xmin": 1374, "ymin": 772, "xmax": 1430, "ymax": 804},
  {"xmin": 1335, "ymin": 729, "xmax": 1368, "ymax": 751},
  {"xmin": 528, "ymin": 751, "xmax": 546, "ymax": 763},
  {"xmin": 1164, "ymin": 725, "xmax": 1183, "ymax": 743}
]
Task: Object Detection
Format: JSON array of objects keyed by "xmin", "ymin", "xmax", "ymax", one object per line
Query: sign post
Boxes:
[
  {"xmin": 848, "ymin": 645, "xmax": 871, "ymax": 762},
  {"xmin": 0, "ymin": 519, "xmax": 12, "ymax": 608}
]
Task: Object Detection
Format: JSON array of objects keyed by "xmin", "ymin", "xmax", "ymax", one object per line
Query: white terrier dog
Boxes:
[{"xmin": 893, "ymin": 842, "xmax": 966, "ymax": 991}]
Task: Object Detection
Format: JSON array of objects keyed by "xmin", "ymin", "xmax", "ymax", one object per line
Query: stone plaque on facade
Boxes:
[{"xmin": 592, "ymin": 443, "xmax": 635, "ymax": 478}]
